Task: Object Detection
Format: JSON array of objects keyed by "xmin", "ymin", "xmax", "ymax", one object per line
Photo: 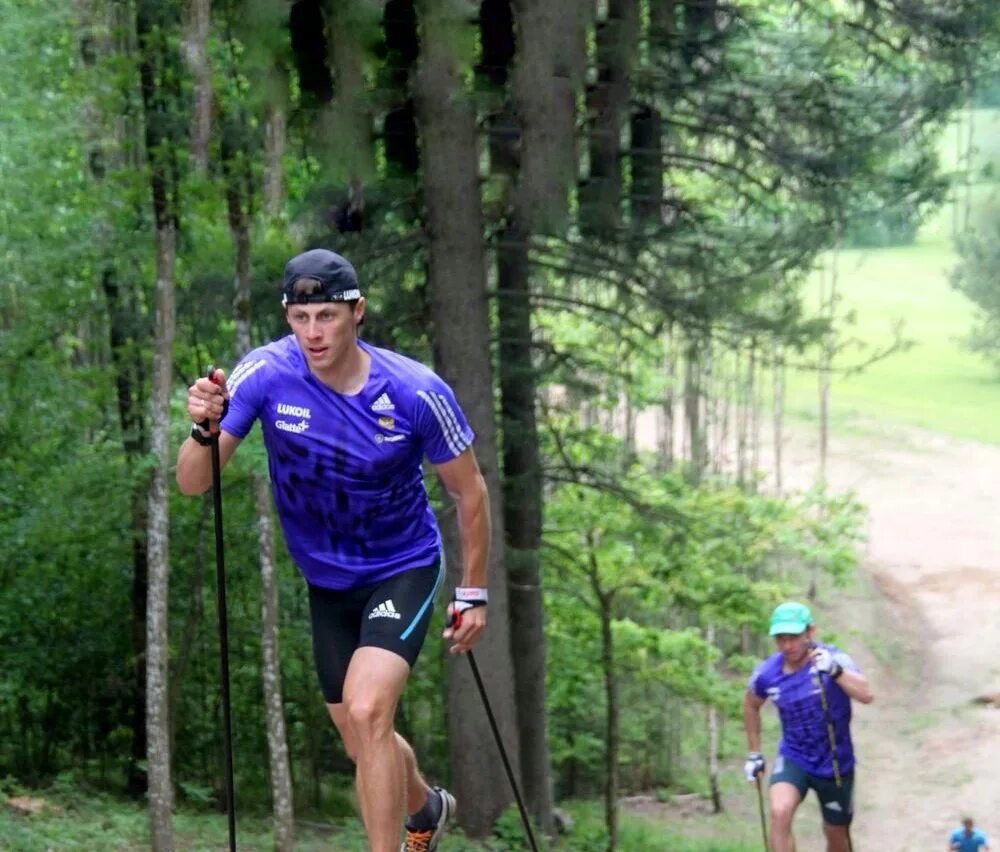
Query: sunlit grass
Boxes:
[
  {"xmin": 782, "ymin": 109, "xmax": 1000, "ymax": 444},
  {"xmin": 784, "ymin": 239, "xmax": 1000, "ymax": 444}
]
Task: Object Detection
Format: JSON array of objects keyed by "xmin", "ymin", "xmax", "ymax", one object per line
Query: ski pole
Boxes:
[
  {"xmin": 812, "ymin": 650, "xmax": 853, "ymax": 852},
  {"xmin": 205, "ymin": 366, "xmax": 236, "ymax": 852},
  {"xmin": 447, "ymin": 609, "xmax": 538, "ymax": 852},
  {"xmin": 755, "ymin": 775, "xmax": 768, "ymax": 851}
]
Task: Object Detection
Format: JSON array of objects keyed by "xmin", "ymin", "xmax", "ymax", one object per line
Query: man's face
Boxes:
[
  {"xmin": 773, "ymin": 626, "xmax": 814, "ymax": 666},
  {"xmin": 285, "ymin": 299, "xmax": 365, "ymax": 371}
]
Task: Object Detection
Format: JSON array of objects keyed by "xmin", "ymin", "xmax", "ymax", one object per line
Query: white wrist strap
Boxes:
[{"xmin": 455, "ymin": 586, "xmax": 488, "ymax": 603}]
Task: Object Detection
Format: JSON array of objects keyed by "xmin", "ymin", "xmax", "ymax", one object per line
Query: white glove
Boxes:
[
  {"xmin": 811, "ymin": 646, "xmax": 843, "ymax": 679},
  {"xmin": 744, "ymin": 752, "xmax": 765, "ymax": 783}
]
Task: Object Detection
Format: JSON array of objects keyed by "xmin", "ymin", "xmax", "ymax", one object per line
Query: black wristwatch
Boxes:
[{"xmin": 190, "ymin": 423, "xmax": 216, "ymax": 446}]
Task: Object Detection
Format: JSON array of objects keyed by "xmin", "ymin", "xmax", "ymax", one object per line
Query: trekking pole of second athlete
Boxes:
[
  {"xmin": 754, "ymin": 775, "xmax": 768, "ymax": 851},
  {"xmin": 206, "ymin": 367, "xmax": 237, "ymax": 852},
  {"xmin": 813, "ymin": 667, "xmax": 853, "ymax": 852},
  {"xmin": 464, "ymin": 650, "xmax": 539, "ymax": 852}
]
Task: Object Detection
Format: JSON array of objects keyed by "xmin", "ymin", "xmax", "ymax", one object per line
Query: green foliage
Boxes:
[
  {"xmin": 541, "ymin": 445, "xmax": 850, "ymax": 802},
  {"xmin": 952, "ymin": 224, "xmax": 1000, "ymax": 372},
  {"xmin": 486, "ymin": 806, "xmax": 551, "ymax": 851},
  {"xmin": 779, "ymin": 485, "xmax": 867, "ymax": 587},
  {"xmin": 1, "ymin": 0, "xmax": 992, "ymax": 844},
  {"xmin": 0, "ymin": 780, "xmax": 373, "ymax": 850}
]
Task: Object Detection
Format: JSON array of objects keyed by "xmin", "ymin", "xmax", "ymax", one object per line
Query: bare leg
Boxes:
[
  {"xmin": 328, "ymin": 647, "xmax": 411, "ymax": 852},
  {"xmin": 330, "ymin": 712, "xmax": 428, "ymax": 813},
  {"xmin": 823, "ymin": 822, "xmax": 851, "ymax": 852},
  {"xmin": 397, "ymin": 731, "xmax": 432, "ymax": 815},
  {"xmin": 769, "ymin": 782, "xmax": 802, "ymax": 852}
]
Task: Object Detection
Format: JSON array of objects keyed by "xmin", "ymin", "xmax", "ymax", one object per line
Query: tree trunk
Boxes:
[
  {"xmin": 622, "ymin": 384, "xmax": 637, "ymax": 467},
  {"xmin": 413, "ymin": 0, "xmax": 520, "ymax": 837},
  {"xmin": 228, "ymin": 161, "xmax": 296, "ymax": 850},
  {"xmin": 684, "ymin": 337, "xmax": 706, "ymax": 484},
  {"xmin": 818, "ymin": 242, "xmax": 839, "ymax": 488},
  {"xmin": 737, "ymin": 344, "xmax": 755, "ymax": 490},
  {"xmin": 964, "ymin": 89, "xmax": 974, "ymax": 232},
  {"xmin": 630, "ymin": 104, "xmax": 663, "ymax": 229},
  {"xmin": 83, "ymin": 0, "xmax": 151, "ymax": 797},
  {"xmin": 321, "ymin": 0, "xmax": 378, "ymax": 185},
  {"xmin": 591, "ymin": 576, "xmax": 618, "ymax": 852},
  {"xmin": 772, "ymin": 341, "xmax": 785, "ymax": 495},
  {"xmin": 182, "ymin": 0, "xmax": 212, "ymax": 171},
  {"xmin": 102, "ymin": 249, "xmax": 152, "ymax": 804},
  {"xmin": 168, "ymin": 505, "xmax": 207, "ymax": 754},
  {"xmin": 813, "ymin": 236, "xmax": 839, "ymax": 601},
  {"xmin": 490, "ymin": 0, "xmax": 592, "ymax": 832},
  {"xmin": 510, "ymin": 0, "xmax": 585, "ymax": 234},
  {"xmin": 750, "ymin": 342, "xmax": 761, "ymax": 486},
  {"xmin": 631, "ymin": 0, "xmax": 675, "ymax": 230},
  {"xmin": 496, "ymin": 215, "xmax": 553, "ymax": 834},
  {"xmin": 382, "ymin": 0, "xmax": 420, "ymax": 177},
  {"xmin": 145, "ymin": 221, "xmax": 177, "ymax": 852},
  {"xmin": 136, "ymin": 1, "xmax": 185, "ymax": 844},
  {"xmin": 705, "ymin": 625, "xmax": 721, "ymax": 813},
  {"xmin": 254, "ymin": 476, "xmax": 295, "ymax": 851},
  {"xmin": 580, "ymin": 0, "xmax": 639, "ymax": 236},
  {"xmin": 263, "ymin": 98, "xmax": 287, "ymax": 217},
  {"xmin": 658, "ymin": 326, "xmax": 676, "ymax": 471}
]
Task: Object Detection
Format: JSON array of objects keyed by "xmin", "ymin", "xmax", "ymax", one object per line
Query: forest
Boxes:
[{"xmin": 2, "ymin": 0, "xmax": 999, "ymax": 849}]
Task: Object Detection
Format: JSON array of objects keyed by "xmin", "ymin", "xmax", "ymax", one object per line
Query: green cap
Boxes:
[{"xmin": 768, "ymin": 601, "xmax": 813, "ymax": 636}]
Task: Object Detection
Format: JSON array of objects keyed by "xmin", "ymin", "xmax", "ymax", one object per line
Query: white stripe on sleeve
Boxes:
[
  {"xmin": 417, "ymin": 389, "xmax": 470, "ymax": 456},
  {"xmin": 228, "ymin": 359, "xmax": 267, "ymax": 399}
]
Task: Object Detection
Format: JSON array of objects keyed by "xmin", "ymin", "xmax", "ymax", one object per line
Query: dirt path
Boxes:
[{"xmin": 775, "ymin": 418, "xmax": 1000, "ymax": 849}]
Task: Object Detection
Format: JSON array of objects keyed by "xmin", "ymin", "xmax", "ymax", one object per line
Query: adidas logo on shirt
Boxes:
[
  {"xmin": 371, "ymin": 392, "xmax": 395, "ymax": 412},
  {"xmin": 369, "ymin": 599, "xmax": 401, "ymax": 620}
]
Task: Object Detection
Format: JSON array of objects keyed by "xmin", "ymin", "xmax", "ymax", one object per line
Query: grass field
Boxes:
[
  {"xmin": 0, "ymin": 792, "xmax": 766, "ymax": 851},
  {"xmin": 783, "ymin": 109, "xmax": 1000, "ymax": 445}
]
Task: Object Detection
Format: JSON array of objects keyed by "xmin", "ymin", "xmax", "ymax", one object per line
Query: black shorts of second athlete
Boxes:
[
  {"xmin": 770, "ymin": 752, "xmax": 854, "ymax": 827},
  {"xmin": 307, "ymin": 559, "xmax": 444, "ymax": 704}
]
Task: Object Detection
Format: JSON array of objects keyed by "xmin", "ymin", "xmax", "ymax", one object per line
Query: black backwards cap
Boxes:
[{"xmin": 282, "ymin": 248, "xmax": 362, "ymax": 305}]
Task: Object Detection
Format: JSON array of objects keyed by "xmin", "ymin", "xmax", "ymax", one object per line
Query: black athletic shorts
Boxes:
[
  {"xmin": 307, "ymin": 559, "xmax": 444, "ymax": 704},
  {"xmin": 770, "ymin": 752, "xmax": 854, "ymax": 827}
]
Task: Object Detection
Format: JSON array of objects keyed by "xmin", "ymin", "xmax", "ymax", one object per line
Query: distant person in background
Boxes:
[
  {"xmin": 743, "ymin": 601, "xmax": 874, "ymax": 852},
  {"xmin": 950, "ymin": 817, "xmax": 990, "ymax": 851}
]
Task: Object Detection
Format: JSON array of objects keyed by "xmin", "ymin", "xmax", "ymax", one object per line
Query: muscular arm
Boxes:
[
  {"xmin": 434, "ymin": 448, "xmax": 490, "ymax": 589},
  {"xmin": 743, "ymin": 690, "xmax": 766, "ymax": 752},
  {"xmin": 434, "ymin": 448, "xmax": 490, "ymax": 653},
  {"xmin": 176, "ymin": 430, "xmax": 242, "ymax": 494},
  {"xmin": 834, "ymin": 668, "xmax": 874, "ymax": 704}
]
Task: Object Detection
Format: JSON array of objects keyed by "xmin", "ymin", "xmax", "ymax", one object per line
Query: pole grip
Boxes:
[{"xmin": 206, "ymin": 365, "xmax": 222, "ymax": 436}]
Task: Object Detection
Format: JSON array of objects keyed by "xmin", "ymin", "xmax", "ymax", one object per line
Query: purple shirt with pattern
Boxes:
[
  {"xmin": 748, "ymin": 644, "xmax": 860, "ymax": 778},
  {"xmin": 222, "ymin": 337, "xmax": 475, "ymax": 590}
]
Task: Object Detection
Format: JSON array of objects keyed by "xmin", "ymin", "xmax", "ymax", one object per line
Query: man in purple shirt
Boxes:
[
  {"xmin": 743, "ymin": 601, "xmax": 874, "ymax": 852},
  {"xmin": 178, "ymin": 248, "xmax": 490, "ymax": 852}
]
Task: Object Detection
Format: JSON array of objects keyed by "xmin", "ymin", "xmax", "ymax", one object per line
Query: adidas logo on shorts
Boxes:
[
  {"xmin": 371, "ymin": 392, "xmax": 395, "ymax": 412},
  {"xmin": 369, "ymin": 599, "xmax": 401, "ymax": 620}
]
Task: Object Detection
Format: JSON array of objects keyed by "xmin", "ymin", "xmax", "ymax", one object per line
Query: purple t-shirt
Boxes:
[
  {"xmin": 222, "ymin": 336, "xmax": 475, "ymax": 590},
  {"xmin": 748, "ymin": 644, "xmax": 860, "ymax": 778}
]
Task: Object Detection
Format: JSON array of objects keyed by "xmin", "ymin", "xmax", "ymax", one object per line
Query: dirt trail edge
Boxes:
[{"xmin": 776, "ymin": 417, "xmax": 1000, "ymax": 849}]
